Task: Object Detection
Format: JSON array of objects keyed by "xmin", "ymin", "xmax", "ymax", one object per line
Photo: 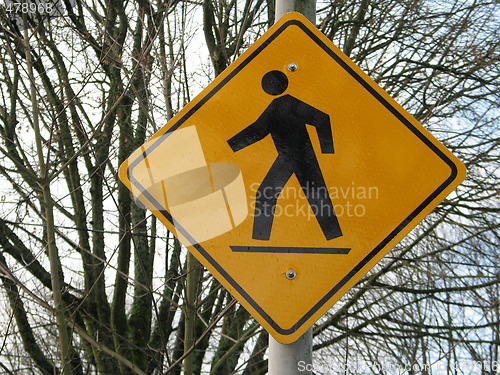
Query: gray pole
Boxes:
[
  {"xmin": 269, "ymin": 328, "xmax": 313, "ymax": 374},
  {"xmin": 268, "ymin": 1, "xmax": 316, "ymax": 374},
  {"xmin": 275, "ymin": 0, "xmax": 316, "ymax": 24}
]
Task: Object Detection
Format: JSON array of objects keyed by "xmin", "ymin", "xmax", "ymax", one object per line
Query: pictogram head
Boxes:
[{"xmin": 261, "ymin": 70, "xmax": 288, "ymax": 96}]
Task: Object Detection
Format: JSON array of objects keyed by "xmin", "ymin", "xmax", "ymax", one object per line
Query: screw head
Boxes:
[
  {"xmin": 287, "ymin": 63, "xmax": 298, "ymax": 72},
  {"xmin": 286, "ymin": 269, "xmax": 297, "ymax": 280}
]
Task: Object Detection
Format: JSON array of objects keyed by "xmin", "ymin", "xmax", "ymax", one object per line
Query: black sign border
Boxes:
[{"xmin": 127, "ymin": 17, "xmax": 459, "ymax": 336}]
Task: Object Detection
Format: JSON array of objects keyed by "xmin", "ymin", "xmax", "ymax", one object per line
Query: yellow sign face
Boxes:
[{"xmin": 119, "ymin": 12, "xmax": 466, "ymax": 344}]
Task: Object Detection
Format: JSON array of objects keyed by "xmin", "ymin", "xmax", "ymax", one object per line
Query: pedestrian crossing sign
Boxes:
[{"xmin": 119, "ymin": 12, "xmax": 466, "ymax": 344}]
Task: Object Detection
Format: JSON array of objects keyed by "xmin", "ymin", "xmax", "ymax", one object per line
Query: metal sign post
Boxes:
[
  {"xmin": 268, "ymin": 2, "xmax": 315, "ymax": 375},
  {"xmin": 269, "ymin": 327, "xmax": 313, "ymax": 374},
  {"xmin": 275, "ymin": 0, "xmax": 316, "ymax": 25}
]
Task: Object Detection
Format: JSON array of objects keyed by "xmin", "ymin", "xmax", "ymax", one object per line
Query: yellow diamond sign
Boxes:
[{"xmin": 119, "ymin": 12, "xmax": 466, "ymax": 344}]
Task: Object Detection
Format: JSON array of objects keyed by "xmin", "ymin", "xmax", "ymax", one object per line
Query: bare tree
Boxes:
[{"xmin": 0, "ymin": 0, "xmax": 498, "ymax": 374}]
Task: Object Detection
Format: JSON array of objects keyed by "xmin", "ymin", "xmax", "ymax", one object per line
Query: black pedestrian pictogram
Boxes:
[{"xmin": 228, "ymin": 70, "xmax": 343, "ymax": 241}]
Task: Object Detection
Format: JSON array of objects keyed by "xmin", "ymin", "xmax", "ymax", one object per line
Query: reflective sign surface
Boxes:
[{"xmin": 120, "ymin": 12, "xmax": 466, "ymax": 344}]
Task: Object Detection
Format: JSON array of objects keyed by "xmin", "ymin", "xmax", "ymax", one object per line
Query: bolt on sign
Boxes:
[{"xmin": 119, "ymin": 12, "xmax": 466, "ymax": 344}]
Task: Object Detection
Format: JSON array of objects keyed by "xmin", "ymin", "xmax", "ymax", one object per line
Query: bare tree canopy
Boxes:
[{"xmin": 0, "ymin": 0, "xmax": 498, "ymax": 374}]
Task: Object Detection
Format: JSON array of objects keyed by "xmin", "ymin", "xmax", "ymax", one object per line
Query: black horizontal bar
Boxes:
[{"xmin": 230, "ymin": 246, "xmax": 351, "ymax": 254}]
